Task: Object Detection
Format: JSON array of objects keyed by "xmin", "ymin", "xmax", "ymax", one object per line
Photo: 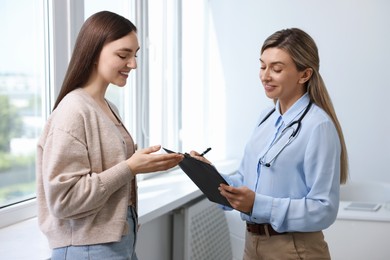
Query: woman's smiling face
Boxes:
[
  {"xmin": 260, "ymin": 47, "xmax": 307, "ymax": 112},
  {"xmin": 95, "ymin": 31, "xmax": 140, "ymax": 87}
]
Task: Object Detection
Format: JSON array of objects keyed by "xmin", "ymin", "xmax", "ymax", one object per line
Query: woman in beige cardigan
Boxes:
[{"xmin": 36, "ymin": 11, "xmax": 183, "ymax": 260}]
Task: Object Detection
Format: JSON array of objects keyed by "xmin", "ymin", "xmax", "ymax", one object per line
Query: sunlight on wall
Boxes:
[
  {"xmin": 181, "ymin": 1, "xmax": 227, "ymax": 161},
  {"xmin": 207, "ymin": 12, "xmax": 227, "ymax": 160}
]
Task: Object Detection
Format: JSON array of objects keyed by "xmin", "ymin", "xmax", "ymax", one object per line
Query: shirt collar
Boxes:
[{"xmin": 274, "ymin": 93, "xmax": 311, "ymax": 127}]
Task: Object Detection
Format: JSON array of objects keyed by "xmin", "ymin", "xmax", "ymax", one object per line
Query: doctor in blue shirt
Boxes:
[{"xmin": 191, "ymin": 28, "xmax": 348, "ymax": 259}]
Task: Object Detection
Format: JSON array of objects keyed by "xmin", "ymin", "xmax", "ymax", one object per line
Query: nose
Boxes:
[
  {"xmin": 260, "ymin": 67, "xmax": 270, "ymax": 82},
  {"xmin": 127, "ymin": 57, "xmax": 137, "ymax": 69}
]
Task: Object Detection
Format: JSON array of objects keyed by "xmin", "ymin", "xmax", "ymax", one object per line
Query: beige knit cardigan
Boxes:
[{"xmin": 36, "ymin": 88, "xmax": 135, "ymax": 249}]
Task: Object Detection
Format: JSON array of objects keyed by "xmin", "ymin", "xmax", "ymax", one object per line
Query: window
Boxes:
[
  {"xmin": 147, "ymin": 0, "xmax": 181, "ymax": 151},
  {"xmin": 0, "ymin": 0, "xmax": 45, "ymax": 209},
  {"xmin": 0, "ymin": 0, "xmax": 226, "ymax": 227},
  {"xmin": 146, "ymin": 0, "xmax": 226, "ymax": 158}
]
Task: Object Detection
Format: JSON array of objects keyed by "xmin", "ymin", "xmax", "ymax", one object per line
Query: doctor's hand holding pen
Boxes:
[
  {"xmin": 189, "ymin": 147, "xmax": 212, "ymax": 164},
  {"xmin": 189, "ymin": 148, "xmax": 256, "ymax": 214}
]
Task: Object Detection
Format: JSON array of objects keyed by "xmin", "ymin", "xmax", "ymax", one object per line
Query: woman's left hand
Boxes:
[{"xmin": 219, "ymin": 184, "xmax": 255, "ymax": 214}]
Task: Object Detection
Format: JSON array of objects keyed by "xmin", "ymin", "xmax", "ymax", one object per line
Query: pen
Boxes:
[{"xmin": 200, "ymin": 147, "xmax": 212, "ymax": 156}]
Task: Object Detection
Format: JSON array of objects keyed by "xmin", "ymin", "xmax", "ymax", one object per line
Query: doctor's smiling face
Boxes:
[
  {"xmin": 260, "ymin": 47, "xmax": 311, "ymax": 113},
  {"xmin": 95, "ymin": 31, "xmax": 140, "ymax": 87}
]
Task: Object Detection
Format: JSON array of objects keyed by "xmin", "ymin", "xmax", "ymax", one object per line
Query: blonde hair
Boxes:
[{"xmin": 261, "ymin": 28, "xmax": 348, "ymax": 184}]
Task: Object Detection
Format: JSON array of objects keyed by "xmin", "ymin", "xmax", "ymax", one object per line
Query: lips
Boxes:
[
  {"xmin": 263, "ymin": 83, "xmax": 276, "ymax": 92},
  {"xmin": 119, "ymin": 71, "xmax": 130, "ymax": 78}
]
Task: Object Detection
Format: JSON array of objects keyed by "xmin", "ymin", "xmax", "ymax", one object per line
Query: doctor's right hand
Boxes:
[{"xmin": 189, "ymin": 150, "xmax": 212, "ymax": 165}]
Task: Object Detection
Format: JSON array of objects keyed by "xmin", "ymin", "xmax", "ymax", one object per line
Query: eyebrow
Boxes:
[
  {"xmin": 117, "ymin": 47, "xmax": 140, "ymax": 52},
  {"xmin": 259, "ymin": 58, "xmax": 286, "ymax": 66}
]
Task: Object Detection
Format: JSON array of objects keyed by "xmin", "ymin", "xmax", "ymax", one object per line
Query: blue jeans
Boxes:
[{"xmin": 52, "ymin": 206, "xmax": 138, "ymax": 260}]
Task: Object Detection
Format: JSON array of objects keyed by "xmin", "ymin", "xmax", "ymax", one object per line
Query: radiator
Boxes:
[{"xmin": 173, "ymin": 196, "xmax": 233, "ymax": 260}]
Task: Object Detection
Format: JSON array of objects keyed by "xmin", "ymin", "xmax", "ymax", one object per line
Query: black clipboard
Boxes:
[{"xmin": 163, "ymin": 148, "xmax": 232, "ymax": 208}]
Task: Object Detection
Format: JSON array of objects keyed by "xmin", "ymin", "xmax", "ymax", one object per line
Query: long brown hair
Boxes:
[
  {"xmin": 261, "ymin": 28, "xmax": 348, "ymax": 184},
  {"xmin": 53, "ymin": 11, "xmax": 137, "ymax": 110}
]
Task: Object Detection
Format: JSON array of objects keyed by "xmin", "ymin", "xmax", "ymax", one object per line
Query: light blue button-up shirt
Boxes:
[{"xmin": 224, "ymin": 93, "xmax": 341, "ymax": 233}]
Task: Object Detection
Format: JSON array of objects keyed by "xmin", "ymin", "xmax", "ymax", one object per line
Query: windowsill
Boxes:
[{"xmin": 0, "ymin": 159, "xmax": 239, "ymax": 259}]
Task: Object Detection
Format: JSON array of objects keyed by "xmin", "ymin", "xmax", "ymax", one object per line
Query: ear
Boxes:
[{"xmin": 299, "ymin": 68, "xmax": 313, "ymax": 84}]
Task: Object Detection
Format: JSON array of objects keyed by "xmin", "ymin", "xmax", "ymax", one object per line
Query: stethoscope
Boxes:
[{"xmin": 258, "ymin": 101, "xmax": 313, "ymax": 167}]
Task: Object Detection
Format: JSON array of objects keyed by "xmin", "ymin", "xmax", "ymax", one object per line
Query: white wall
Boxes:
[{"xmin": 208, "ymin": 0, "xmax": 390, "ymax": 183}]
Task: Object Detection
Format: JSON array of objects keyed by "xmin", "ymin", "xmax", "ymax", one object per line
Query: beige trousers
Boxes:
[{"xmin": 243, "ymin": 230, "xmax": 331, "ymax": 260}]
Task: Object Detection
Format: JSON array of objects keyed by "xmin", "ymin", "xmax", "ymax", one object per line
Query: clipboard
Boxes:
[{"xmin": 163, "ymin": 148, "xmax": 232, "ymax": 208}]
